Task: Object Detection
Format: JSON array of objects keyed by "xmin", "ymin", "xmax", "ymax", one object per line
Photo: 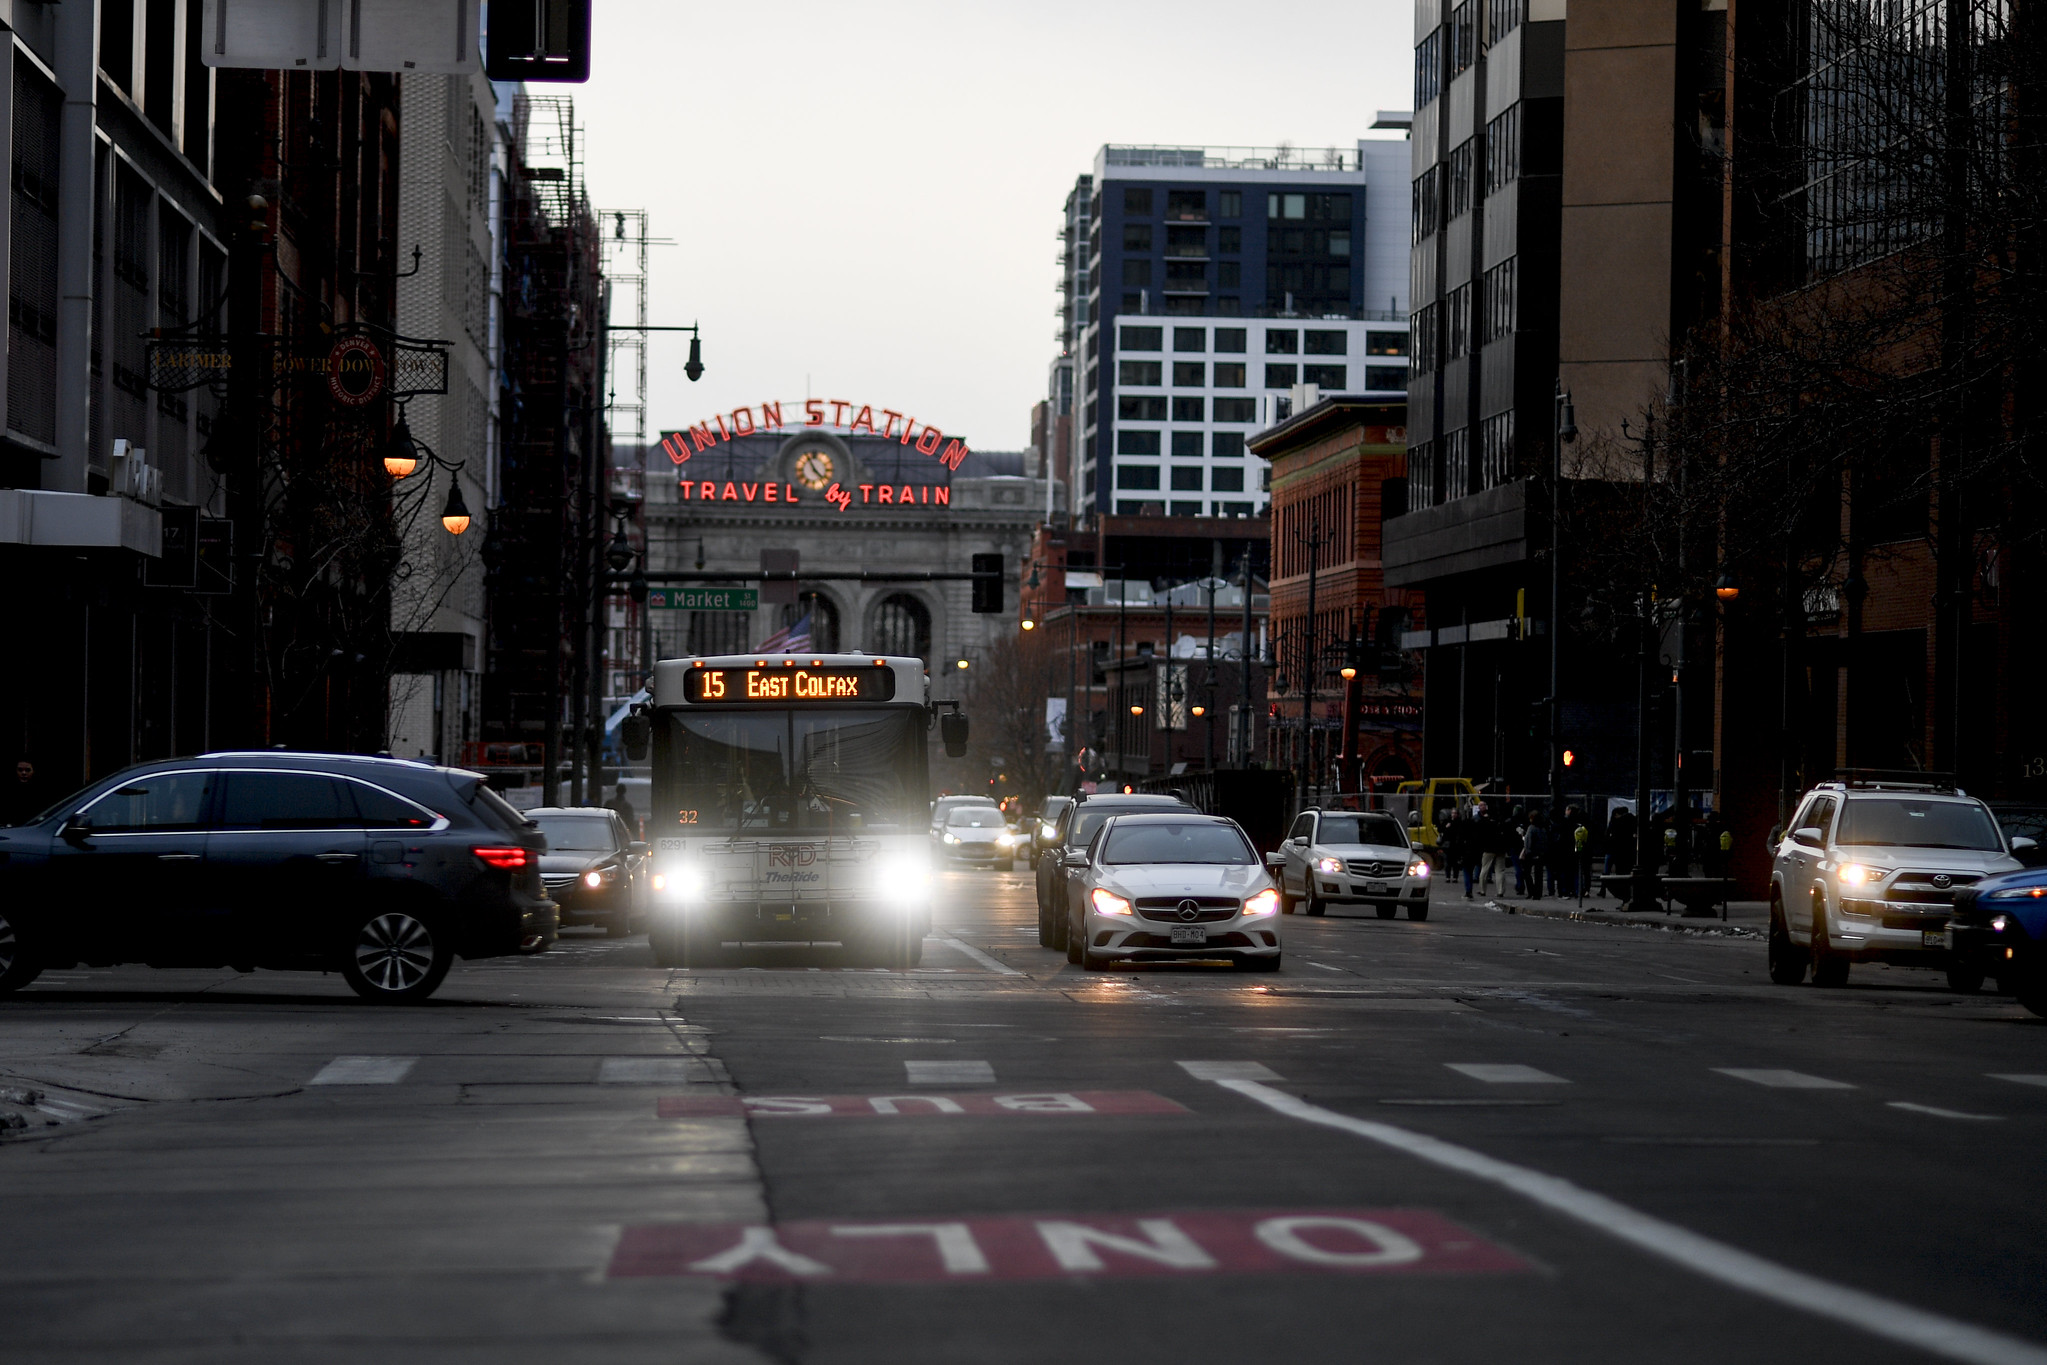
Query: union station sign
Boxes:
[
  {"xmin": 660, "ymin": 399, "xmax": 972, "ymax": 514},
  {"xmin": 661, "ymin": 400, "xmax": 969, "ymax": 469}
]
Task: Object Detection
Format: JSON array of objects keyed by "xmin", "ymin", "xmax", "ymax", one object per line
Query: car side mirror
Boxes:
[
  {"xmin": 620, "ymin": 711, "xmax": 651, "ymax": 762},
  {"xmin": 1791, "ymin": 826, "xmax": 1825, "ymax": 848},
  {"xmin": 1265, "ymin": 852, "xmax": 1285, "ymax": 869},
  {"xmin": 1062, "ymin": 850, "xmax": 1088, "ymax": 868},
  {"xmin": 629, "ymin": 841, "xmax": 650, "ymax": 857},
  {"xmin": 60, "ymin": 814, "xmax": 91, "ymax": 844}
]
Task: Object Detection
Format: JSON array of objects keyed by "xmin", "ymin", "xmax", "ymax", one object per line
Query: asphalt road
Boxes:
[{"xmin": 4, "ymin": 868, "xmax": 2045, "ymax": 1364}]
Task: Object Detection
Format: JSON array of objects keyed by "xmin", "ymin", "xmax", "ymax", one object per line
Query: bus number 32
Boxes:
[{"xmin": 677, "ymin": 810, "xmax": 699, "ymax": 825}]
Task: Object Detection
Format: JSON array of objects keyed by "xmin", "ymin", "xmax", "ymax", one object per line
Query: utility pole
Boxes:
[
  {"xmin": 1549, "ymin": 381, "xmax": 1577, "ymax": 814},
  {"xmin": 1205, "ymin": 540, "xmax": 1220, "ymax": 773},
  {"xmin": 1292, "ymin": 514, "xmax": 1341, "ymax": 806},
  {"xmin": 1238, "ymin": 547, "xmax": 1255, "ymax": 767},
  {"xmin": 1631, "ymin": 416, "xmax": 1659, "ymax": 912}
]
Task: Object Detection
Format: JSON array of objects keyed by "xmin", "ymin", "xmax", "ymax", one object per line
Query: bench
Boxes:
[{"xmin": 1597, "ymin": 874, "xmax": 1736, "ymax": 919}]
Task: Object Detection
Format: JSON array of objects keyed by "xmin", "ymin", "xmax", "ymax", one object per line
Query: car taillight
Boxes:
[{"xmin": 473, "ymin": 846, "xmax": 532, "ymax": 869}]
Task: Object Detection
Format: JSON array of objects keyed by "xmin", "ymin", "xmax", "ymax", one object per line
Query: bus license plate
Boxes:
[{"xmin": 1170, "ymin": 926, "xmax": 1208, "ymax": 945}]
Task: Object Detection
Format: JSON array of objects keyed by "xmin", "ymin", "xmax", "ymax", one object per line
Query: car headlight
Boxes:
[
  {"xmin": 1992, "ymin": 915, "xmax": 2011, "ymax": 932},
  {"xmin": 997, "ymin": 831, "xmax": 1019, "ymax": 846},
  {"xmin": 1985, "ymin": 886, "xmax": 2047, "ymax": 900},
  {"xmin": 1242, "ymin": 888, "xmax": 1281, "ymax": 917},
  {"xmin": 1090, "ymin": 887, "xmax": 1134, "ymax": 916},
  {"xmin": 1837, "ymin": 863, "xmax": 1878, "ymax": 885},
  {"xmin": 1316, "ymin": 856, "xmax": 1344, "ymax": 874},
  {"xmin": 583, "ymin": 869, "xmax": 604, "ymax": 889},
  {"xmin": 942, "ymin": 832, "xmax": 959, "ymax": 844},
  {"xmin": 1040, "ymin": 823, "xmax": 1058, "ymax": 841},
  {"xmin": 1408, "ymin": 860, "xmax": 1430, "ymax": 879}
]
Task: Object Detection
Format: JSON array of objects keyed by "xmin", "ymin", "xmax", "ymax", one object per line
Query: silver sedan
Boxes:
[{"xmin": 1059, "ymin": 813, "xmax": 1282, "ymax": 971}]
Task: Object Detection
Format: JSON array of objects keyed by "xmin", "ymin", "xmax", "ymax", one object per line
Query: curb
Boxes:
[{"xmin": 1468, "ymin": 898, "xmax": 1764, "ymax": 941}]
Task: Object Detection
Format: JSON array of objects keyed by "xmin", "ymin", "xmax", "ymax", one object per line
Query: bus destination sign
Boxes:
[{"xmin": 685, "ymin": 665, "xmax": 896, "ymax": 704}]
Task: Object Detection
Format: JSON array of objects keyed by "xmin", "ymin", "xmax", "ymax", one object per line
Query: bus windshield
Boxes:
[{"xmin": 656, "ymin": 708, "xmax": 925, "ymax": 835}]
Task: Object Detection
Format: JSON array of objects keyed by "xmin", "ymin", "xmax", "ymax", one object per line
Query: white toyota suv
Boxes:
[
  {"xmin": 1271, "ymin": 808, "xmax": 1432, "ymax": 921},
  {"xmin": 1769, "ymin": 778, "xmax": 2033, "ymax": 989}
]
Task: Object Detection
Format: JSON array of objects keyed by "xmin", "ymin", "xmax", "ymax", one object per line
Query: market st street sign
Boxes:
[{"xmin": 647, "ymin": 587, "xmax": 757, "ymax": 611}]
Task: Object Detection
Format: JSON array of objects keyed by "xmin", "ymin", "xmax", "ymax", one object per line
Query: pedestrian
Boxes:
[
  {"xmin": 1607, "ymin": 805, "xmax": 1637, "ymax": 879},
  {"xmin": 1478, "ymin": 807, "xmax": 1511, "ymax": 898},
  {"xmin": 1571, "ymin": 807, "xmax": 1594, "ymax": 901},
  {"xmin": 1700, "ymin": 809, "xmax": 1731, "ymax": 879},
  {"xmin": 1549, "ymin": 806, "xmax": 1579, "ymax": 898},
  {"xmin": 1521, "ymin": 810, "xmax": 1549, "ymax": 901},
  {"xmin": 6, "ymin": 757, "xmax": 42, "ymax": 826},
  {"xmin": 607, "ymin": 784, "xmax": 639, "ymax": 840},
  {"xmin": 1443, "ymin": 807, "xmax": 1475, "ymax": 899}
]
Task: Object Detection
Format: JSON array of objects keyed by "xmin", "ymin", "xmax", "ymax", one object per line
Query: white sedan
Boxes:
[
  {"xmin": 1271, "ymin": 809, "xmax": 1432, "ymax": 920},
  {"xmin": 1060, "ymin": 813, "xmax": 1281, "ymax": 971}
]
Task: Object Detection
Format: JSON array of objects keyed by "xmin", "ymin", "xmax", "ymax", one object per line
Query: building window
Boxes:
[
  {"xmin": 1309, "ymin": 193, "xmax": 1352, "ymax": 221},
  {"xmin": 1448, "ymin": 1, "xmax": 1475, "ymax": 76},
  {"xmin": 1118, "ymin": 464, "xmax": 1162, "ymax": 490},
  {"xmin": 872, "ymin": 594, "xmax": 932, "ymax": 661},
  {"xmin": 1443, "ymin": 427, "xmax": 1471, "ymax": 500},
  {"xmin": 1328, "ymin": 230, "xmax": 1351, "ymax": 257},
  {"xmin": 1412, "ymin": 166, "xmax": 1442, "ymax": 243},
  {"xmin": 1366, "ymin": 365, "xmax": 1407, "ymax": 390},
  {"xmin": 1212, "ymin": 466, "xmax": 1245, "ymax": 492},
  {"xmin": 1123, "ymin": 222, "xmax": 1153, "ymax": 252},
  {"xmin": 1218, "ymin": 261, "xmax": 1241, "ymax": 288},
  {"xmin": 1265, "ymin": 363, "xmax": 1298, "ymax": 388},
  {"xmin": 1164, "ymin": 259, "xmax": 1207, "ymax": 288},
  {"xmin": 1217, "ymin": 296, "xmax": 1243, "ymax": 315},
  {"xmin": 1448, "ymin": 139, "xmax": 1475, "ymax": 218},
  {"xmin": 1265, "ymin": 330, "xmax": 1299, "ymax": 354},
  {"xmin": 1367, "ymin": 332, "xmax": 1408, "ymax": 356},
  {"xmin": 1173, "ymin": 361, "xmax": 1205, "ymax": 386},
  {"xmin": 1124, "ymin": 187, "xmax": 1153, "ymax": 215},
  {"xmin": 1117, "ymin": 429, "xmax": 1162, "ymax": 455},
  {"xmin": 1118, "ymin": 360, "xmax": 1163, "ymax": 386},
  {"xmin": 1304, "ymin": 330, "xmax": 1347, "ymax": 355},
  {"xmin": 1489, "ymin": 0, "xmax": 1523, "ymax": 44},
  {"xmin": 1213, "ymin": 398, "xmax": 1258, "ymax": 423},
  {"xmin": 1445, "ymin": 283, "xmax": 1472, "ymax": 360},
  {"xmin": 1407, "ymin": 440, "xmax": 1437, "ymax": 510},
  {"xmin": 1484, "ymin": 104, "xmax": 1520, "ymax": 196},
  {"xmin": 1213, "ymin": 431, "xmax": 1246, "ymax": 458},
  {"xmin": 1167, "ymin": 189, "xmax": 1206, "ymax": 219},
  {"xmin": 1268, "ymin": 192, "xmax": 1306, "ymax": 220},
  {"xmin": 1173, "ymin": 327, "xmax": 1206, "ymax": 352},
  {"xmin": 1170, "ymin": 466, "xmax": 1204, "ymax": 491},
  {"xmin": 1084, "ymin": 468, "xmax": 1097, "ymax": 495},
  {"xmin": 1117, "ymin": 500, "xmax": 1163, "ymax": 516},
  {"xmin": 1213, "ymin": 362, "xmax": 1247, "ymax": 388},
  {"xmin": 8, "ymin": 64, "xmax": 60, "ymax": 444},
  {"xmin": 1121, "ymin": 293, "xmax": 1144, "ymax": 312},
  {"xmin": 1218, "ymin": 225, "xmax": 1242, "ymax": 253},
  {"xmin": 1171, "ymin": 431, "xmax": 1204, "ymax": 457},
  {"xmin": 1304, "ymin": 364, "xmax": 1345, "ymax": 389},
  {"xmin": 1118, "ymin": 396, "xmax": 1168, "ymax": 421},
  {"xmin": 1122, "ymin": 259, "xmax": 1152, "ymax": 287},
  {"xmin": 1479, "ymin": 410, "xmax": 1516, "ymax": 489},
  {"xmin": 1171, "ymin": 396, "xmax": 1204, "ymax": 421},
  {"xmin": 1414, "ymin": 27, "xmax": 1443, "ymax": 108},
  {"xmin": 1480, "ymin": 256, "xmax": 1517, "ymax": 343},
  {"xmin": 1215, "ymin": 328, "xmax": 1248, "ymax": 353},
  {"xmin": 1261, "ymin": 465, "xmax": 1272, "ymax": 491},
  {"xmin": 1219, "ymin": 190, "xmax": 1242, "ymax": 218},
  {"xmin": 1410, "ymin": 304, "xmax": 1439, "ymax": 376},
  {"xmin": 1119, "ymin": 325, "xmax": 1162, "ymax": 351},
  {"xmin": 1171, "ymin": 501, "xmax": 1205, "ymax": 517}
]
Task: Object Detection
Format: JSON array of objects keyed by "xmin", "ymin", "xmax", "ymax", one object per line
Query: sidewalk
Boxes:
[{"xmin": 1455, "ymin": 886, "xmax": 1768, "ymax": 939}]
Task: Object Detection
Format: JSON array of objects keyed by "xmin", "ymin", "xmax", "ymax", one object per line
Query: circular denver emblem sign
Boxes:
[{"xmin": 326, "ymin": 336, "xmax": 386, "ymax": 407}]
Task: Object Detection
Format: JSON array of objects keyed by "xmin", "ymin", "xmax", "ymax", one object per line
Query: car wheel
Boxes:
[
  {"xmin": 1809, "ymin": 894, "xmax": 1849, "ymax": 987},
  {"xmin": 604, "ymin": 909, "xmax": 632, "ymax": 938},
  {"xmin": 1375, "ymin": 903, "xmax": 1398, "ymax": 920},
  {"xmin": 1305, "ymin": 895, "xmax": 1327, "ymax": 917},
  {"xmin": 341, "ymin": 909, "xmax": 453, "ymax": 1003},
  {"xmin": 1080, "ymin": 934, "xmax": 1109, "ymax": 971},
  {"xmin": 679, "ymin": 918, "xmax": 725, "ymax": 969},
  {"xmin": 1051, "ymin": 899, "xmax": 1070, "ymax": 953},
  {"xmin": 1766, "ymin": 901, "xmax": 1807, "ymax": 986},
  {"xmin": 1037, "ymin": 898, "xmax": 1053, "ymax": 948},
  {"xmin": 1237, "ymin": 953, "xmax": 1282, "ymax": 972},
  {"xmin": 1279, "ymin": 891, "xmax": 1297, "ymax": 915},
  {"xmin": 1065, "ymin": 911, "xmax": 1083, "ymax": 965},
  {"xmin": 0, "ymin": 910, "xmax": 43, "ymax": 996},
  {"xmin": 1945, "ymin": 962, "xmax": 1986, "ymax": 994},
  {"xmin": 1406, "ymin": 904, "xmax": 1429, "ymax": 923}
]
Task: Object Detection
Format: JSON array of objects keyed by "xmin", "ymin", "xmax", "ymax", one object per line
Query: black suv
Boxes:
[
  {"xmin": 0, "ymin": 753, "xmax": 555, "ymax": 1002},
  {"xmin": 1035, "ymin": 792, "xmax": 1193, "ymax": 950}
]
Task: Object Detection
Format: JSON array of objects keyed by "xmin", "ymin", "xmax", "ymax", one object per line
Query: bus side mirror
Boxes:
[
  {"xmin": 620, "ymin": 712, "xmax": 651, "ymax": 762},
  {"xmin": 940, "ymin": 712, "xmax": 970, "ymax": 758}
]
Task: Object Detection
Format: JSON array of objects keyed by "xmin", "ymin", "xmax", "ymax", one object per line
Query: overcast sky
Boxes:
[{"xmin": 570, "ymin": 0, "xmax": 1415, "ymax": 455}]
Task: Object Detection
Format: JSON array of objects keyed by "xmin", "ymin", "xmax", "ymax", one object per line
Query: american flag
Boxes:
[{"xmin": 757, "ymin": 613, "xmax": 812, "ymax": 653}]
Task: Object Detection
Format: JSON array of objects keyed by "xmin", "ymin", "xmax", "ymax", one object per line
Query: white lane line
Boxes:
[
  {"xmin": 1447, "ymin": 1063, "xmax": 1570, "ymax": 1085},
  {"xmin": 931, "ymin": 933, "xmax": 1023, "ymax": 976},
  {"xmin": 1887, "ymin": 1101, "xmax": 2002, "ymax": 1122},
  {"xmin": 1177, "ymin": 1060, "xmax": 1282, "ymax": 1082},
  {"xmin": 1307, "ymin": 962, "xmax": 1345, "ymax": 973},
  {"xmin": 1714, "ymin": 1068, "xmax": 1855, "ymax": 1090},
  {"xmin": 309, "ymin": 1056, "xmax": 417, "ymax": 1086},
  {"xmin": 599, "ymin": 1057, "xmax": 714, "ymax": 1084},
  {"xmin": 1211, "ymin": 1077, "xmax": 2047, "ymax": 1365},
  {"xmin": 1989, "ymin": 1074, "xmax": 2047, "ymax": 1088},
  {"xmin": 906, "ymin": 1060, "xmax": 995, "ymax": 1086}
]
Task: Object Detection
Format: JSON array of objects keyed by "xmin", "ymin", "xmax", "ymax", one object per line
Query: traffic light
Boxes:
[
  {"xmin": 486, "ymin": 0, "xmax": 592, "ymax": 82},
  {"xmin": 971, "ymin": 553, "xmax": 1003, "ymax": 613},
  {"xmin": 1562, "ymin": 749, "xmax": 1576, "ymax": 768}
]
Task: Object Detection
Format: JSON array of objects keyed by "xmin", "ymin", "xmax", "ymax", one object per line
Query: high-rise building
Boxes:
[{"xmin": 1061, "ymin": 142, "xmax": 1412, "ymax": 522}]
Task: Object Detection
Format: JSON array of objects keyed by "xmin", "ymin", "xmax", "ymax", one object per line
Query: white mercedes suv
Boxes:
[{"xmin": 1271, "ymin": 808, "xmax": 1432, "ymax": 920}]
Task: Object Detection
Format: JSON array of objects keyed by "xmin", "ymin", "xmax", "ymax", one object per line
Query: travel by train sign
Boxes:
[{"xmin": 660, "ymin": 399, "xmax": 971, "ymax": 471}]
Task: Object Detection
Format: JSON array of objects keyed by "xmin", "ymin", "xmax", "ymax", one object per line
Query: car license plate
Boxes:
[
  {"xmin": 1924, "ymin": 929, "xmax": 1947, "ymax": 949},
  {"xmin": 1366, "ymin": 883, "xmax": 1392, "ymax": 897},
  {"xmin": 1169, "ymin": 925, "xmax": 1208, "ymax": 945}
]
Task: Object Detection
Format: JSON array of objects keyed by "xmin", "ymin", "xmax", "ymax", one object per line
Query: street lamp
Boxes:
[
  {"xmin": 957, "ymin": 659, "xmax": 970, "ymax": 671},
  {"xmin": 684, "ymin": 329, "xmax": 705, "ymax": 383},
  {"xmin": 1549, "ymin": 379, "xmax": 1579, "ymax": 815},
  {"xmin": 383, "ymin": 417, "xmax": 419, "ymax": 479},
  {"xmin": 1021, "ymin": 618, "xmax": 1036, "ymax": 631},
  {"xmin": 1714, "ymin": 570, "xmax": 1740, "ymax": 602},
  {"xmin": 440, "ymin": 478, "xmax": 471, "ymax": 535},
  {"xmin": 1130, "ymin": 704, "xmax": 1144, "ymax": 717}
]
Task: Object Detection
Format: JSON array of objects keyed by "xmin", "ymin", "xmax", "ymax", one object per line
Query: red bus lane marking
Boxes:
[
  {"xmin": 655, "ymin": 1090, "xmax": 1190, "ymax": 1118},
  {"xmin": 608, "ymin": 1208, "xmax": 1527, "ymax": 1282}
]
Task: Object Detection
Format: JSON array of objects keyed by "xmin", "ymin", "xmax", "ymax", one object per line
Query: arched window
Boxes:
[
  {"xmin": 871, "ymin": 593, "xmax": 931, "ymax": 662},
  {"xmin": 779, "ymin": 592, "xmax": 840, "ymax": 652}
]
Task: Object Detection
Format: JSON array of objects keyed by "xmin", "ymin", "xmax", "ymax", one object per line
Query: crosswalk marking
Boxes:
[
  {"xmin": 1989, "ymin": 1074, "xmax": 2047, "ymax": 1089},
  {"xmin": 1177, "ymin": 1061, "xmax": 1283, "ymax": 1082},
  {"xmin": 1446, "ymin": 1063, "xmax": 1569, "ymax": 1085},
  {"xmin": 600, "ymin": 1057, "xmax": 714, "ymax": 1084},
  {"xmin": 308, "ymin": 1056, "xmax": 417, "ymax": 1086},
  {"xmin": 906, "ymin": 1060, "xmax": 995, "ymax": 1086},
  {"xmin": 1887, "ymin": 1101, "xmax": 2002, "ymax": 1122},
  {"xmin": 1714, "ymin": 1068, "xmax": 1854, "ymax": 1090}
]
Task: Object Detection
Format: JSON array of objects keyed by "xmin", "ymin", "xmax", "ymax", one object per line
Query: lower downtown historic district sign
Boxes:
[{"xmin": 645, "ymin": 587, "xmax": 757, "ymax": 611}]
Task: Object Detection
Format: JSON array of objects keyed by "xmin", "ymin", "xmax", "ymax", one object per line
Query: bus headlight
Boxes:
[
  {"xmin": 874, "ymin": 851, "xmax": 932, "ymax": 901},
  {"xmin": 661, "ymin": 865, "xmax": 707, "ymax": 901}
]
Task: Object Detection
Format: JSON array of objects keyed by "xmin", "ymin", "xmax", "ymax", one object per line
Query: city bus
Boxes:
[{"xmin": 639, "ymin": 653, "xmax": 960, "ymax": 969}]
